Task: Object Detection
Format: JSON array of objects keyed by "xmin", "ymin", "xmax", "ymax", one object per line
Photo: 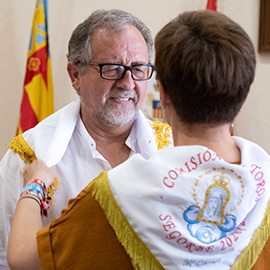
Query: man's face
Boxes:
[{"xmin": 75, "ymin": 25, "xmax": 149, "ymax": 128}]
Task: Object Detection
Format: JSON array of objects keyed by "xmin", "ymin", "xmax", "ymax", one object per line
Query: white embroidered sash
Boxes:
[{"xmin": 107, "ymin": 137, "xmax": 270, "ymax": 270}]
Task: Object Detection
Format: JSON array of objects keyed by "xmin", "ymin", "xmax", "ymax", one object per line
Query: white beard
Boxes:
[{"xmin": 81, "ymin": 89, "xmax": 139, "ymax": 127}]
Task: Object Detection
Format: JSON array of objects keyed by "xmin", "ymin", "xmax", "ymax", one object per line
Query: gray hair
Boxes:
[{"xmin": 67, "ymin": 9, "xmax": 153, "ymax": 69}]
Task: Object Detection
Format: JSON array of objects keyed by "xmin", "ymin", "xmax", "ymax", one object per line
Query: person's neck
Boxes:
[
  {"xmin": 172, "ymin": 123, "xmax": 241, "ymax": 164},
  {"xmin": 81, "ymin": 111, "xmax": 133, "ymax": 168}
]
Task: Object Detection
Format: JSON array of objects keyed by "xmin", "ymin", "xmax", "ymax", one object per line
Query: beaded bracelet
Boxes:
[
  {"xmin": 26, "ymin": 178, "xmax": 46, "ymax": 190},
  {"xmin": 22, "ymin": 183, "xmax": 45, "ymax": 200},
  {"xmin": 20, "ymin": 178, "xmax": 50, "ymax": 217}
]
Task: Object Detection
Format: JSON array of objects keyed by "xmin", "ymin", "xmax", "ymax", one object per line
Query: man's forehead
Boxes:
[{"xmin": 90, "ymin": 26, "xmax": 148, "ymax": 61}]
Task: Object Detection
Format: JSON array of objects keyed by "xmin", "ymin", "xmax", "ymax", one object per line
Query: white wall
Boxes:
[{"xmin": 0, "ymin": 0, "xmax": 269, "ymax": 159}]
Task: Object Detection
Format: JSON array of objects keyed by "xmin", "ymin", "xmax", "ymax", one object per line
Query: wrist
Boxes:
[{"xmin": 20, "ymin": 178, "xmax": 51, "ymax": 217}]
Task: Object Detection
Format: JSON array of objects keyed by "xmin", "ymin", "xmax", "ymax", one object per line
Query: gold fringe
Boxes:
[
  {"xmin": 231, "ymin": 200, "xmax": 270, "ymax": 270},
  {"xmin": 9, "ymin": 134, "xmax": 59, "ymax": 204},
  {"xmin": 46, "ymin": 178, "xmax": 59, "ymax": 205},
  {"xmin": 9, "ymin": 134, "xmax": 36, "ymax": 164},
  {"xmin": 90, "ymin": 171, "xmax": 165, "ymax": 270},
  {"xmin": 152, "ymin": 121, "xmax": 172, "ymax": 150}
]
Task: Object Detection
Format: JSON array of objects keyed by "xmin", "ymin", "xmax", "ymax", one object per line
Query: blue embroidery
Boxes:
[{"xmin": 184, "ymin": 205, "xmax": 236, "ymax": 244}]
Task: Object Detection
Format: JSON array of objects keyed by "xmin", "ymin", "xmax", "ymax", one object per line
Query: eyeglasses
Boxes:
[{"xmin": 88, "ymin": 62, "xmax": 154, "ymax": 81}]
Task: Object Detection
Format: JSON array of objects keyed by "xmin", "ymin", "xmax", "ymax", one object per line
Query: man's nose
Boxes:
[{"xmin": 115, "ymin": 70, "xmax": 135, "ymax": 90}]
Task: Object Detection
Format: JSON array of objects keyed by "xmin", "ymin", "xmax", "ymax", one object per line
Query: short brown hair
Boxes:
[{"xmin": 155, "ymin": 10, "xmax": 256, "ymax": 125}]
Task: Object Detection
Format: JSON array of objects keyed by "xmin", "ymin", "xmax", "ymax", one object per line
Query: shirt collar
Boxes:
[{"xmin": 77, "ymin": 110, "xmax": 156, "ymax": 158}]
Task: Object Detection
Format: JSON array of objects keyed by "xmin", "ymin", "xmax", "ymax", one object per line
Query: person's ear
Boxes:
[
  {"xmin": 67, "ymin": 62, "xmax": 81, "ymax": 93},
  {"xmin": 157, "ymin": 80, "xmax": 171, "ymax": 109}
]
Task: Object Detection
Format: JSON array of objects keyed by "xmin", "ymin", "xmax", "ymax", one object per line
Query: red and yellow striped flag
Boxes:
[
  {"xmin": 17, "ymin": 0, "xmax": 54, "ymax": 134},
  {"xmin": 206, "ymin": 0, "xmax": 217, "ymax": 11}
]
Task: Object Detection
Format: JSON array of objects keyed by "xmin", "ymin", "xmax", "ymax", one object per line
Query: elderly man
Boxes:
[{"xmin": 0, "ymin": 9, "xmax": 171, "ymax": 269}]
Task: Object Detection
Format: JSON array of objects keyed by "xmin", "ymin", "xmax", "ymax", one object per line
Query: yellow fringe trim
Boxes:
[
  {"xmin": 9, "ymin": 134, "xmax": 36, "ymax": 164},
  {"xmin": 231, "ymin": 199, "xmax": 270, "ymax": 270},
  {"xmin": 90, "ymin": 171, "xmax": 165, "ymax": 270},
  {"xmin": 92, "ymin": 173, "xmax": 270, "ymax": 270},
  {"xmin": 46, "ymin": 178, "xmax": 59, "ymax": 204},
  {"xmin": 9, "ymin": 134, "xmax": 59, "ymax": 204},
  {"xmin": 152, "ymin": 121, "xmax": 172, "ymax": 150}
]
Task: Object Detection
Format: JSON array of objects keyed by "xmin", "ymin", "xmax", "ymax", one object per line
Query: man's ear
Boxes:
[
  {"xmin": 157, "ymin": 80, "xmax": 171, "ymax": 109},
  {"xmin": 67, "ymin": 62, "xmax": 81, "ymax": 93}
]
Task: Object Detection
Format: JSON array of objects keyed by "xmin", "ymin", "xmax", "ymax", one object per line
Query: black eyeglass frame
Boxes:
[{"xmin": 88, "ymin": 62, "xmax": 155, "ymax": 81}]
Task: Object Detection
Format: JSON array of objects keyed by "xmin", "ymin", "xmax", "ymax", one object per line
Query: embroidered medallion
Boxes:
[
  {"xmin": 197, "ymin": 173, "xmax": 230, "ymax": 225},
  {"xmin": 184, "ymin": 167, "xmax": 245, "ymax": 244}
]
